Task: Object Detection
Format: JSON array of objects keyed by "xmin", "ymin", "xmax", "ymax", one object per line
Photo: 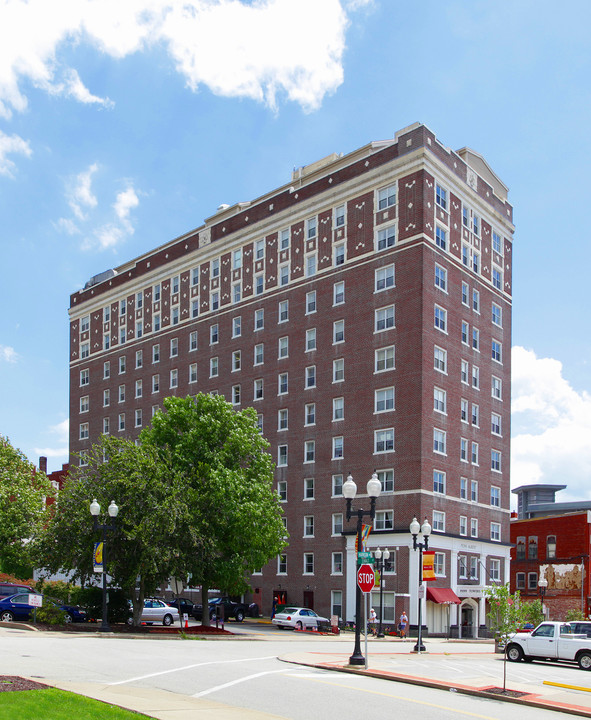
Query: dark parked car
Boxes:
[
  {"xmin": 160, "ymin": 597, "xmax": 194, "ymax": 617},
  {"xmin": 0, "ymin": 593, "xmax": 88, "ymax": 623},
  {"xmin": 192, "ymin": 596, "xmax": 249, "ymax": 622},
  {"xmin": 0, "ymin": 583, "xmax": 35, "ymax": 598}
]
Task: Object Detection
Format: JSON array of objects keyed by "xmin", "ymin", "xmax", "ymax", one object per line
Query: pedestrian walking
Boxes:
[
  {"xmin": 399, "ymin": 610, "xmax": 408, "ymax": 640},
  {"xmin": 271, "ymin": 596, "xmax": 278, "ymax": 619},
  {"xmin": 369, "ymin": 607, "xmax": 377, "ymax": 636}
]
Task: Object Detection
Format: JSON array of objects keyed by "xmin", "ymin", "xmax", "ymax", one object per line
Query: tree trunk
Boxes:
[{"xmin": 130, "ymin": 576, "xmax": 145, "ymax": 627}]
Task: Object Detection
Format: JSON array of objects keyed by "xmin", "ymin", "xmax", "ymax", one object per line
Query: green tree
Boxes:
[
  {"xmin": 0, "ymin": 435, "xmax": 54, "ymax": 572},
  {"xmin": 38, "ymin": 436, "xmax": 186, "ymax": 625},
  {"xmin": 566, "ymin": 608, "xmax": 586, "ymax": 622},
  {"xmin": 141, "ymin": 394, "xmax": 287, "ymax": 623},
  {"xmin": 522, "ymin": 598, "xmax": 544, "ymax": 628}
]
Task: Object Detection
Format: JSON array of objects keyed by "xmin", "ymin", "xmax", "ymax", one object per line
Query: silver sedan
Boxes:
[
  {"xmin": 134, "ymin": 599, "xmax": 180, "ymax": 626},
  {"xmin": 272, "ymin": 607, "xmax": 328, "ymax": 631}
]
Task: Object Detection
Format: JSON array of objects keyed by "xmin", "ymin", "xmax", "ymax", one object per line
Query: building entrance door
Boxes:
[
  {"xmin": 461, "ymin": 604, "xmax": 474, "ymax": 638},
  {"xmin": 303, "ymin": 590, "xmax": 314, "ymax": 609}
]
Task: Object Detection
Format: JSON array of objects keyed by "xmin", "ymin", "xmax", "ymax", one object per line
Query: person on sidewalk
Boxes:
[
  {"xmin": 369, "ymin": 607, "xmax": 377, "ymax": 637},
  {"xmin": 399, "ymin": 611, "xmax": 408, "ymax": 640}
]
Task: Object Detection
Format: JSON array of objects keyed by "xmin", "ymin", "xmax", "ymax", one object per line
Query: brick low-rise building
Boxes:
[{"xmin": 69, "ymin": 123, "xmax": 513, "ymax": 636}]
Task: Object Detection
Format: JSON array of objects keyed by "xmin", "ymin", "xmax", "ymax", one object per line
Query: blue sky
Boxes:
[{"xmin": 1, "ymin": 0, "xmax": 590, "ymax": 504}]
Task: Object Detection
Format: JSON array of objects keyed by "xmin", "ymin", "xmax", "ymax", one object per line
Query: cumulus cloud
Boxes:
[
  {"xmin": 0, "ymin": 130, "xmax": 32, "ymax": 176},
  {"xmin": 67, "ymin": 163, "xmax": 99, "ymax": 221},
  {"xmin": 34, "ymin": 419, "xmax": 70, "ymax": 461},
  {"xmin": 0, "ymin": 345, "xmax": 18, "ymax": 363},
  {"xmin": 511, "ymin": 346, "xmax": 591, "ymax": 502},
  {"xmin": 0, "ymin": 0, "xmax": 360, "ymax": 119}
]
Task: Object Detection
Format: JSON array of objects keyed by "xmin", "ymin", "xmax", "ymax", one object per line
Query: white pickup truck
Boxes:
[{"xmin": 506, "ymin": 621, "xmax": 591, "ymax": 670}]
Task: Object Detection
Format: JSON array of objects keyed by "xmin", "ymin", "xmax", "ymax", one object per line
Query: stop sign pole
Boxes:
[{"xmin": 343, "ymin": 472, "xmax": 381, "ymax": 667}]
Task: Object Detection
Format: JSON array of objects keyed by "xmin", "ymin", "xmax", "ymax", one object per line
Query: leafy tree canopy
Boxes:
[{"xmin": 0, "ymin": 435, "xmax": 54, "ymax": 569}]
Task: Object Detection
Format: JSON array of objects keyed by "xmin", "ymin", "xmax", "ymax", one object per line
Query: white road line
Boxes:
[
  {"xmin": 193, "ymin": 669, "xmax": 288, "ymax": 697},
  {"xmin": 109, "ymin": 655, "xmax": 277, "ymax": 685}
]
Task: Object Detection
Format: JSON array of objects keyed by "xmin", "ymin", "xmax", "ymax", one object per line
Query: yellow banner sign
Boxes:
[{"xmin": 422, "ymin": 551, "xmax": 436, "ymax": 581}]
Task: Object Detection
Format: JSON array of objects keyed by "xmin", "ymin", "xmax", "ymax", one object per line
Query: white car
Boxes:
[
  {"xmin": 272, "ymin": 607, "xmax": 328, "ymax": 631},
  {"xmin": 129, "ymin": 599, "xmax": 180, "ymax": 626}
]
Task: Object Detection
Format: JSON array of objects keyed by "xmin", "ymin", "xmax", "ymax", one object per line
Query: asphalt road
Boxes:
[{"xmin": 1, "ymin": 627, "xmax": 587, "ymax": 719}]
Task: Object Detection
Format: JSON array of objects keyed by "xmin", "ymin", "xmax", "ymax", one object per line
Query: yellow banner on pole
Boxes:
[
  {"xmin": 355, "ymin": 524, "xmax": 372, "ymax": 552},
  {"xmin": 422, "ymin": 551, "xmax": 436, "ymax": 581}
]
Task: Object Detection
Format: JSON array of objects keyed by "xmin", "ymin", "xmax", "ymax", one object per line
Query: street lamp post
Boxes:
[
  {"xmin": 409, "ymin": 516, "xmax": 431, "ymax": 653},
  {"xmin": 538, "ymin": 577, "xmax": 548, "ymax": 619},
  {"xmin": 373, "ymin": 547, "xmax": 390, "ymax": 638},
  {"xmin": 90, "ymin": 499, "xmax": 119, "ymax": 632},
  {"xmin": 343, "ymin": 471, "xmax": 381, "ymax": 666}
]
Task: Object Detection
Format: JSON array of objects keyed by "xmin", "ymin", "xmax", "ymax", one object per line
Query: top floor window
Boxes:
[
  {"xmin": 528, "ymin": 536, "xmax": 538, "ymax": 560},
  {"xmin": 211, "ymin": 258, "xmax": 220, "ymax": 277},
  {"xmin": 378, "ymin": 184, "xmax": 396, "ymax": 210},
  {"xmin": 233, "ymin": 249, "xmax": 242, "ymax": 270},
  {"xmin": 280, "ymin": 228, "xmax": 290, "ymax": 250},
  {"xmin": 255, "ymin": 239, "xmax": 265, "ymax": 260},
  {"xmin": 335, "ymin": 204, "xmax": 346, "ymax": 227},
  {"xmin": 153, "ymin": 283, "xmax": 161, "ymax": 302},
  {"xmin": 516, "ymin": 536, "xmax": 526, "ymax": 560},
  {"xmin": 172, "ymin": 275, "xmax": 180, "ymax": 294},
  {"xmin": 547, "ymin": 535, "xmax": 557, "ymax": 559},
  {"xmin": 436, "ymin": 185, "xmax": 447, "ymax": 211},
  {"xmin": 492, "ymin": 230, "xmax": 503, "ymax": 254},
  {"xmin": 80, "ymin": 315, "xmax": 90, "ymax": 333},
  {"xmin": 306, "ymin": 216, "xmax": 317, "ymax": 239}
]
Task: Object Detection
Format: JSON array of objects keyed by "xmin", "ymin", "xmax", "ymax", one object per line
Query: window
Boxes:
[
  {"xmin": 333, "ymin": 358, "xmax": 344, "ymax": 382},
  {"xmin": 491, "ymin": 412, "xmax": 501, "ymax": 435},
  {"xmin": 102, "ymin": 417, "xmax": 110, "ymax": 435},
  {"xmin": 277, "ymin": 480, "xmax": 287, "ymax": 501},
  {"xmin": 376, "ymin": 346, "xmax": 395, "ymax": 372},
  {"xmin": 118, "ymin": 384, "xmax": 125, "ymax": 403},
  {"xmin": 334, "ymin": 243, "xmax": 345, "ymax": 266},
  {"xmin": 461, "ymin": 321, "xmax": 469, "ymax": 345},
  {"xmin": 189, "ymin": 331, "xmax": 198, "ymax": 352},
  {"xmin": 231, "ymin": 384, "xmax": 241, "ymax": 405},
  {"xmin": 433, "ymin": 470, "xmax": 445, "ymax": 494},
  {"xmin": 304, "ymin": 516, "xmax": 315, "ymax": 537},
  {"xmin": 516, "ymin": 572, "xmax": 525, "ymax": 589},
  {"xmin": 232, "ymin": 249, "xmax": 242, "ymax": 270},
  {"xmin": 492, "ymin": 266, "xmax": 502, "ymax": 290},
  {"xmin": 375, "ymin": 305, "xmax": 395, "ymax": 331},
  {"xmin": 171, "ymin": 306, "xmax": 179, "ymax": 325},
  {"xmin": 516, "ymin": 537, "xmax": 526, "ymax": 560},
  {"xmin": 170, "ymin": 338, "xmax": 178, "ymax": 358},
  {"xmin": 435, "ymin": 226, "xmax": 447, "ymax": 251},
  {"xmin": 332, "ymin": 515, "xmax": 343, "ymax": 537},
  {"xmin": 461, "ymin": 360, "xmax": 469, "ymax": 384},
  {"xmin": 79, "ymin": 422, "xmax": 89, "ymax": 440},
  {"xmin": 377, "ymin": 469, "xmax": 394, "ymax": 492},
  {"xmin": 170, "ymin": 369, "xmax": 178, "ymax": 388},
  {"xmin": 278, "ymin": 554, "xmax": 287, "ymax": 574},
  {"xmin": 470, "ymin": 519, "xmax": 478, "ymax": 538},
  {"xmin": 460, "ymin": 438, "xmax": 468, "ymax": 462},
  {"xmin": 231, "ymin": 317, "xmax": 241, "ymax": 338},
  {"xmin": 332, "ymin": 436, "xmax": 344, "ymax": 459},
  {"xmin": 118, "ymin": 413, "xmax": 125, "ymax": 432},
  {"xmin": 375, "ymin": 387, "xmax": 395, "ymax": 412},
  {"xmin": 472, "ymin": 328, "xmax": 479, "ymax": 351},
  {"xmin": 278, "ymin": 372, "xmax": 288, "ymax": 395},
  {"xmin": 332, "ymin": 553, "xmax": 343, "ymax": 575},
  {"xmin": 103, "ymin": 305, "xmax": 111, "ymax": 323},
  {"xmin": 492, "ymin": 230, "xmax": 502, "ymax": 254},
  {"xmin": 306, "ymin": 291, "xmax": 316, "ymax": 314},
  {"xmin": 253, "ymin": 343, "xmax": 264, "ymax": 366},
  {"xmin": 547, "ymin": 535, "xmax": 557, "ymax": 559},
  {"xmin": 434, "ymin": 305, "xmax": 447, "ymax": 332},
  {"xmin": 103, "ymin": 389, "xmax": 110, "ymax": 407},
  {"xmin": 304, "ymin": 477, "xmax": 314, "ymax": 499},
  {"xmin": 210, "ymin": 291, "xmax": 219, "ymax": 311},
  {"xmin": 80, "ymin": 395, "xmax": 89, "ymax": 413},
  {"xmin": 459, "ymin": 555, "xmax": 467, "ymax": 578},
  {"xmin": 333, "ymin": 320, "xmax": 345, "ymax": 344},
  {"xmin": 332, "ymin": 474, "xmax": 343, "ymax": 496},
  {"xmin": 210, "ymin": 324, "xmax": 219, "ymax": 344},
  {"xmin": 434, "ymin": 346, "xmax": 447, "ymax": 373},
  {"xmin": 153, "ymin": 314, "xmax": 161, "ymax": 332},
  {"xmin": 189, "ymin": 363, "xmax": 198, "ymax": 384},
  {"xmin": 152, "ymin": 374, "xmax": 159, "ymax": 393},
  {"xmin": 471, "ymin": 403, "xmax": 479, "ymax": 426},
  {"xmin": 435, "ymin": 265, "xmax": 447, "ymax": 292},
  {"xmin": 492, "ymin": 340, "xmax": 502, "ymax": 363},
  {"xmin": 434, "ymin": 552, "xmax": 445, "ymax": 576},
  {"xmin": 103, "ymin": 361, "xmax": 110, "ymax": 379},
  {"xmin": 461, "ymin": 282, "xmax": 469, "ymax": 306},
  {"xmin": 120, "ymin": 299, "xmax": 126, "ymax": 317},
  {"xmin": 135, "ymin": 379, "xmax": 142, "ymax": 398},
  {"xmin": 491, "ymin": 449, "xmax": 502, "ymax": 472},
  {"xmin": 278, "ymin": 408, "xmax": 288, "ymax": 431},
  {"xmin": 171, "ymin": 275, "xmax": 179, "ymax": 294},
  {"xmin": 135, "ymin": 409, "xmax": 143, "ymax": 428},
  {"xmin": 460, "ymin": 477, "xmax": 467, "ymax": 500},
  {"xmin": 191, "ymin": 300, "xmax": 199, "ymax": 319},
  {"xmin": 375, "ymin": 511, "xmax": 394, "ymax": 530},
  {"xmin": 376, "ymin": 264, "xmax": 395, "ymax": 291},
  {"xmin": 305, "ymin": 365, "xmax": 316, "ymax": 388},
  {"xmin": 491, "ymin": 486, "xmax": 500, "ymax": 507},
  {"xmin": 306, "ymin": 216, "xmax": 317, "ymax": 239},
  {"xmin": 377, "ymin": 225, "xmax": 396, "ymax": 250},
  {"xmin": 280, "ymin": 228, "xmax": 290, "ymax": 250},
  {"xmin": 253, "ymin": 238, "xmax": 265, "ymax": 261},
  {"xmin": 255, "ymin": 309, "xmax": 264, "ymax": 330},
  {"xmin": 435, "ymin": 184, "xmax": 447, "ymax": 210},
  {"xmin": 279, "ymin": 264, "xmax": 289, "ymax": 286},
  {"xmin": 153, "ymin": 283, "xmax": 161, "ymax": 302},
  {"xmin": 470, "ymin": 480, "xmax": 478, "ymax": 502},
  {"xmin": 255, "ymin": 274, "xmax": 264, "ymax": 295},
  {"xmin": 333, "ymin": 396, "xmax": 344, "ymax": 421},
  {"xmin": 528, "ymin": 572, "xmax": 538, "ymax": 591},
  {"xmin": 80, "ymin": 314, "xmax": 90, "ymax": 333},
  {"xmin": 304, "ymin": 553, "xmax": 314, "ymax": 575},
  {"xmin": 333, "ymin": 281, "xmax": 345, "ymax": 305},
  {"xmin": 277, "ymin": 445, "xmax": 288, "ymax": 467},
  {"xmin": 305, "ymin": 403, "xmax": 316, "ymax": 425},
  {"xmin": 232, "ymin": 282, "xmax": 241, "ymax": 304},
  {"xmin": 492, "ymin": 375, "xmax": 502, "ymax": 400},
  {"xmin": 528, "ymin": 536, "xmax": 538, "ymax": 559},
  {"xmin": 459, "ymin": 516, "xmax": 467, "ymax": 536},
  {"xmin": 491, "ymin": 523, "xmax": 501, "ymax": 542},
  {"xmin": 305, "ymin": 254, "xmax": 317, "ymax": 277},
  {"xmin": 80, "ymin": 342, "xmax": 90, "ymax": 359},
  {"xmin": 378, "ymin": 184, "xmax": 396, "ymax": 209},
  {"xmin": 253, "ymin": 378, "xmax": 263, "ymax": 400},
  {"xmin": 470, "ymin": 557, "xmax": 478, "ymax": 580},
  {"xmin": 472, "ymin": 289, "xmax": 480, "ymax": 313},
  {"xmin": 432, "ymin": 511, "xmax": 445, "ymax": 532},
  {"xmin": 191, "ymin": 266, "xmax": 199, "ymax": 287},
  {"xmin": 492, "ymin": 303, "xmax": 502, "ymax": 327},
  {"xmin": 460, "ymin": 398, "xmax": 468, "ymax": 422},
  {"xmin": 433, "ymin": 429, "xmax": 446, "ymax": 454},
  {"xmin": 306, "ymin": 328, "xmax": 316, "ymax": 352},
  {"xmin": 433, "ymin": 387, "xmax": 446, "ymax": 414},
  {"xmin": 472, "ymin": 366, "xmax": 480, "ymax": 389},
  {"xmin": 304, "ymin": 440, "xmax": 315, "ymax": 463},
  {"xmin": 278, "ymin": 336, "xmax": 289, "ymax": 359},
  {"xmin": 119, "ymin": 328, "xmax": 126, "ymax": 345},
  {"xmin": 278, "ymin": 300, "xmax": 289, "ymax": 323},
  {"xmin": 375, "ymin": 429, "xmax": 394, "ymax": 453},
  {"xmin": 209, "ymin": 357, "xmax": 218, "ymax": 378},
  {"xmin": 134, "ymin": 350, "xmax": 143, "ymax": 370}
]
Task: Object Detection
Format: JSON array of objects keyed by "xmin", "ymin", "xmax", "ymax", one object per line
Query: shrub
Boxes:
[
  {"xmin": 565, "ymin": 608, "xmax": 586, "ymax": 622},
  {"xmin": 36, "ymin": 604, "xmax": 67, "ymax": 625}
]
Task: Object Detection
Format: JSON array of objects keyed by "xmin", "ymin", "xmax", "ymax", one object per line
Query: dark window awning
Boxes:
[{"xmin": 426, "ymin": 587, "xmax": 461, "ymax": 604}]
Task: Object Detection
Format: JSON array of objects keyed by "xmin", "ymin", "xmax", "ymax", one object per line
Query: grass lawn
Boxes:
[{"xmin": 0, "ymin": 687, "xmax": 154, "ymax": 719}]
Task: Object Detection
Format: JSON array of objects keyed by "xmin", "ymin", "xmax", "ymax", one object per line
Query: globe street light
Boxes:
[
  {"xmin": 90, "ymin": 499, "xmax": 119, "ymax": 632},
  {"xmin": 538, "ymin": 577, "xmax": 548, "ymax": 619},
  {"xmin": 373, "ymin": 547, "xmax": 391, "ymax": 638},
  {"xmin": 409, "ymin": 516, "xmax": 431, "ymax": 653},
  {"xmin": 344, "ymin": 471, "xmax": 381, "ymax": 665}
]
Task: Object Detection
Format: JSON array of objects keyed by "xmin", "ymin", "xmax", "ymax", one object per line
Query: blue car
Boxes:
[{"xmin": 0, "ymin": 593, "xmax": 88, "ymax": 623}]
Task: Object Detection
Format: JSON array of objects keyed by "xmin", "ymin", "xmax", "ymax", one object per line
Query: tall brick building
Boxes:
[{"xmin": 69, "ymin": 123, "xmax": 513, "ymax": 637}]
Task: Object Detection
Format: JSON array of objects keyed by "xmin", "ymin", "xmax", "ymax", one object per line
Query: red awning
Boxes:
[{"xmin": 427, "ymin": 587, "xmax": 461, "ymax": 605}]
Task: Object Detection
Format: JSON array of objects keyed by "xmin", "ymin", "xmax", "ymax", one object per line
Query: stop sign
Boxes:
[{"xmin": 357, "ymin": 563, "xmax": 375, "ymax": 593}]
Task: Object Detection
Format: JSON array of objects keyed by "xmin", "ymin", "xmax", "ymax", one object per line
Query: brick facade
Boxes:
[{"xmin": 68, "ymin": 123, "xmax": 513, "ymax": 635}]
